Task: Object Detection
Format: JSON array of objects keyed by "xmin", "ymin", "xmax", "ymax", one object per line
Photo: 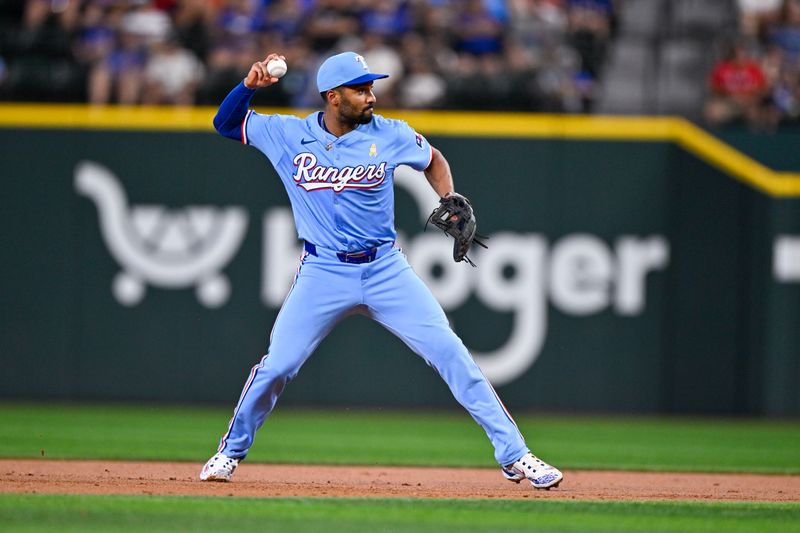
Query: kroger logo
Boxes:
[
  {"xmin": 75, "ymin": 161, "xmax": 248, "ymax": 308},
  {"xmin": 77, "ymin": 162, "xmax": 670, "ymax": 386}
]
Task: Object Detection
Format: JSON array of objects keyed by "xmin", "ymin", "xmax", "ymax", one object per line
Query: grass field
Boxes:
[{"xmin": 1, "ymin": 403, "xmax": 799, "ymax": 532}]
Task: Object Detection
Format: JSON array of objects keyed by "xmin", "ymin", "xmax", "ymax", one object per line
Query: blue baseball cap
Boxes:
[{"xmin": 316, "ymin": 52, "xmax": 389, "ymax": 93}]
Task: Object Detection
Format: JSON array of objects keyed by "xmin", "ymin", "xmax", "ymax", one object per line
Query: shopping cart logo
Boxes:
[{"xmin": 74, "ymin": 161, "xmax": 248, "ymax": 308}]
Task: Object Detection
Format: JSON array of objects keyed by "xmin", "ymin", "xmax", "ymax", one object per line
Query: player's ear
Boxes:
[{"xmin": 327, "ymin": 88, "xmax": 341, "ymax": 105}]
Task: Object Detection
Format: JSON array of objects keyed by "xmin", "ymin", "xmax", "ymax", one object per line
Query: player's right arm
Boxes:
[{"xmin": 212, "ymin": 53, "xmax": 284, "ymax": 141}]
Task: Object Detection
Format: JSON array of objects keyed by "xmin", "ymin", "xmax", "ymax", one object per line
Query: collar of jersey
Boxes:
[{"xmin": 304, "ymin": 112, "xmax": 370, "ymax": 148}]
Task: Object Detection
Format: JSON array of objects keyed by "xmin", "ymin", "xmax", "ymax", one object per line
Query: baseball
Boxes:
[{"xmin": 267, "ymin": 58, "xmax": 287, "ymax": 78}]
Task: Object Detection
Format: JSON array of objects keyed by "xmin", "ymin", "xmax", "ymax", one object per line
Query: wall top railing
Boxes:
[{"xmin": 2, "ymin": 104, "xmax": 799, "ymax": 198}]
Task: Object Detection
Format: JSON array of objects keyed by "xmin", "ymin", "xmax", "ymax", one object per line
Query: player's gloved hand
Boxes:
[
  {"xmin": 244, "ymin": 53, "xmax": 285, "ymax": 89},
  {"xmin": 426, "ymin": 192, "xmax": 488, "ymax": 267}
]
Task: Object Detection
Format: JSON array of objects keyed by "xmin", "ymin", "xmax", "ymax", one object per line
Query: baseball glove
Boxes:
[{"xmin": 426, "ymin": 192, "xmax": 488, "ymax": 266}]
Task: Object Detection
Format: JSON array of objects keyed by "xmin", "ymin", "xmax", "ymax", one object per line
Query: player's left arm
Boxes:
[{"xmin": 424, "ymin": 146, "xmax": 456, "ymax": 198}]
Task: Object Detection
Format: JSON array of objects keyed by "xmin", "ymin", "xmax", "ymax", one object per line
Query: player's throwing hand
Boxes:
[{"xmin": 244, "ymin": 53, "xmax": 285, "ymax": 89}]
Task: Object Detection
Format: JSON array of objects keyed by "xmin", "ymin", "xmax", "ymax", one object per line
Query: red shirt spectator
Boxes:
[
  {"xmin": 709, "ymin": 48, "xmax": 767, "ymax": 97},
  {"xmin": 705, "ymin": 43, "xmax": 770, "ymax": 128}
]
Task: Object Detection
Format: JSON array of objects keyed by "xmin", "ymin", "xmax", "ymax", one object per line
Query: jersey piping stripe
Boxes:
[
  {"xmin": 218, "ymin": 249, "xmax": 310, "ymax": 452},
  {"xmin": 292, "ymin": 250, "xmax": 309, "ymax": 284},
  {"xmin": 490, "ymin": 384, "xmax": 519, "ymax": 430},
  {"xmin": 241, "ymin": 109, "xmax": 253, "ymax": 145},
  {"xmin": 475, "ymin": 363, "xmax": 525, "ymax": 445},
  {"xmin": 218, "ymin": 360, "xmax": 263, "ymax": 453},
  {"xmin": 490, "ymin": 386, "xmax": 527, "ymax": 453},
  {"xmin": 423, "ymin": 143, "xmax": 434, "ymax": 171}
]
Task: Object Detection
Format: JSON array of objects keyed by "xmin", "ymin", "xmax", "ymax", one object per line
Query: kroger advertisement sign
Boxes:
[{"xmin": 4, "ymin": 125, "xmax": 796, "ymax": 413}]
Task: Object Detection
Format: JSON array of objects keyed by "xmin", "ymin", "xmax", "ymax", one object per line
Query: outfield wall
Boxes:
[{"xmin": 1, "ymin": 106, "xmax": 798, "ymax": 415}]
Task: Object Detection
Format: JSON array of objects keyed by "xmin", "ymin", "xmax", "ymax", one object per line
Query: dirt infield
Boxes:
[{"xmin": 1, "ymin": 460, "xmax": 799, "ymax": 502}]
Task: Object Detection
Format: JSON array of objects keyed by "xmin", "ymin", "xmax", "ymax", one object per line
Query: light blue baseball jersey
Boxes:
[{"xmin": 244, "ymin": 110, "xmax": 432, "ymax": 251}]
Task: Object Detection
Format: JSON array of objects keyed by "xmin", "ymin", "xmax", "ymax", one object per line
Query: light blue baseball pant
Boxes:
[{"xmin": 217, "ymin": 243, "xmax": 528, "ymax": 466}]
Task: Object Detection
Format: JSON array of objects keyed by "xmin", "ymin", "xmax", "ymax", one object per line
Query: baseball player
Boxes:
[{"xmin": 200, "ymin": 51, "xmax": 563, "ymax": 490}]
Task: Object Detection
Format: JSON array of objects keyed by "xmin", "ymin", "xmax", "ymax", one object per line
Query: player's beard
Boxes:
[{"xmin": 339, "ymin": 98, "xmax": 373, "ymax": 125}]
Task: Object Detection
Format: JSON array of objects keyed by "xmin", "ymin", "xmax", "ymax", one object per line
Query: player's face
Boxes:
[{"xmin": 337, "ymin": 82, "xmax": 376, "ymax": 124}]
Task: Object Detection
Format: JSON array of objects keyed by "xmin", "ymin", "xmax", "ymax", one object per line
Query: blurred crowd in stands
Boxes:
[
  {"xmin": 706, "ymin": 0, "xmax": 800, "ymax": 129},
  {"xmin": 0, "ymin": 0, "xmax": 615, "ymax": 111}
]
